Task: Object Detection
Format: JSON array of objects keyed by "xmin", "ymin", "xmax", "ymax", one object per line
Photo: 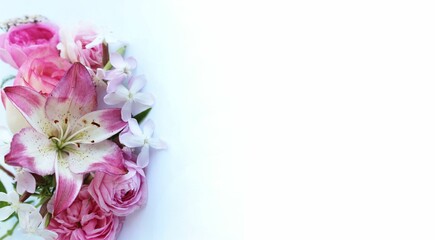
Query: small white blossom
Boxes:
[
  {"xmin": 104, "ymin": 75, "xmax": 154, "ymax": 121},
  {"xmin": 15, "ymin": 168, "xmax": 36, "ymax": 195},
  {"xmin": 18, "ymin": 209, "xmax": 57, "ymax": 240},
  {"xmin": 85, "ymin": 29, "xmax": 119, "ymax": 49},
  {"xmin": 105, "ymin": 52, "xmax": 137, "ymax": 93},
  {"xmin": 120, "ymin": 118, "xmax": 167, "ymax": 168},
  {"xmin": 0, "ymin": 191, "xmax": 35, "ymax": 221}
]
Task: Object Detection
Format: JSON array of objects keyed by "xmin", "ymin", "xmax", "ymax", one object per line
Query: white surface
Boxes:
[{"xmin": 0, "ymin": 0, "xmax": 245, "ymax": 239}]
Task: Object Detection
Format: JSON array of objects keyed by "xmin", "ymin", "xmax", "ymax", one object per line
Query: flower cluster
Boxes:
[{"xmin": 0, "ymin": 16, "xmax": 166, "ymax": 240}]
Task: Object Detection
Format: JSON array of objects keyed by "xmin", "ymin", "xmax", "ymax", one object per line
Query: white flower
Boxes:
[
  {"xmin": 85, "ymin": 29, "xmax": 119, "ymax": 49},
  {"xmin": 120, "ymin": 118, "xmax": 167, "ymax": 168},
  {"xmin": 15, "ymin": 168, "xmax": 36, "ymax": 195},
  {"xmin": 104, "ymin": 75, "xmax": 154, "ymax": 121},
  {"xmin": 105, "ymin": 52, "xmax": 137, "ymax": 93},
  {"xmin": 93, "ymin": 68, "xmax": 106, "ymax": 82},
  {"xmin": 0, "ymin": 191, "xmax": 36, "ymax": 221},
  {"xmin": 18, "ymin": 209, "xmax": 57, "ymax": 240}
]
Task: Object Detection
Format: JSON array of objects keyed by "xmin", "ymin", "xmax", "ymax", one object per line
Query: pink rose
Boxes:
[
  {"xmin": 58, "ymin": 25, "xmax": 104, "ymax": 69},
  {"xmin": 0, "ymin": 22, "xmax": 59, "ymax": 68},
  {"xmin": 14, "ymin": 53, "xmax": 71, "ymax": 95},
  {"xmin": 89, "ymin": 157, "xmax": 147, "ymax": 216},
  {"xmin": 48, "ymin": 187, "xmax": 124, "ymax": 240}
]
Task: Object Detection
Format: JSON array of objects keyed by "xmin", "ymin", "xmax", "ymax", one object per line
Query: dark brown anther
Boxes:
[{"xmin": 91, "ymin": 121, "xmax": 101, "ymax": 127}]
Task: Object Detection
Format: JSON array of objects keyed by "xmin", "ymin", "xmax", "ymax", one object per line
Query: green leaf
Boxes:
[
  {"xmin": 134, "ymin": 108, "xmax": 152, "ymax": 124},
  {"xmin": 0, "ymin": 180, "xmax": 7, "ymax": 208},
  {"xmin": 0, "ymin": 202, "xmax": 7, "ymax": 209},
  {"xmin": 0, "ymin": 181, "xmax": 6, "ymax": 193}
]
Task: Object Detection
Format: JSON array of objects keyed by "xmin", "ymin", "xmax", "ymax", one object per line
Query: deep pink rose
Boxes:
[
  {"xmin": 14, "ymin": 53, "xmax": 71, "ymax": 95},
  {"xmin": 58, "ymin": 25, "xmax": 104, "ymax": 69},
  {"xmin": 89, "ymin": 157, "xmax": 147, "ymax": 217},
  {"xmin": 48, "ymin": 187, "xmax": 124, "ymax": 240},
  {"xmin": 0, "ymin": 22, "xmax": 59, "ymax": 68}
]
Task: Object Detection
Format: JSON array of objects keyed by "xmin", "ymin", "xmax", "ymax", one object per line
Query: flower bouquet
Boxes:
[{"xmin": 0, "ymin": 15, "xmax": 166, "ymax": 240}]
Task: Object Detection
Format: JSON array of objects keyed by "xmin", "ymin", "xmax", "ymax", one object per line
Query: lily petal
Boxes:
[
  {"xmin": 0, "ymin": 206, "xmax": 14, "ymax": 221},
  {"xmin": 72, "ymin": 109, "xmax": 127, "ymax": 144},
  {"xmin": 5, "ymin": 128, "xmax": 56, "ymax": 176},
  {"xmin": 45, "ymin": 63, "xmax": 97, "ymax": 127},
  {"xmin": 53, "ymin": 159, "xmax": 82, "ymax": 216},
  {"xmin": 3, "ymin": 86, "xmax": 53, "ymax": 134},
  {"xmin": 67, "ymin": 140, "xmax": 126, "ymax": 175}
]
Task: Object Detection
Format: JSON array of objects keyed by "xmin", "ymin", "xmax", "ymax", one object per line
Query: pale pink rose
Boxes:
[
  {"xmin": 48, "ymin": 187, "xmax": 124, "ymax": 240},
  {"xmin": 58, "ymin": 25, "xmax": 104, "ymax": 69},
  {"xmin": 89, "ymin": 157, "xmax": 148, "ymax": 217},
  {"xmin": 14, "ymin": 53, "xmax": 71, "ymax": 95},
  {"xmin": 0, "ymin": 22, "xmax": 59, "ymax": 68}
]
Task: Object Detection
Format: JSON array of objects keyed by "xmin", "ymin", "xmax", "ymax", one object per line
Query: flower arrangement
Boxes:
[{"xmin": 0, "ymin": 15, "xmax": 166, "ymax": 240}]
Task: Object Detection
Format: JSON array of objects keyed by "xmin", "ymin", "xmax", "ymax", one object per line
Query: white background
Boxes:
[{"xmin": 1, "ymin": 0, "xmax": 435, "ymax": 240}]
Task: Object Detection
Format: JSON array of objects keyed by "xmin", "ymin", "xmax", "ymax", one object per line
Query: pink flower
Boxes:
[
  {"xmin": 48, "ymin": 187, "xmax": 124, "ymax": 240},
  {"xmin": 14, "ymin": 53, "xmax": 71, "ymax": 95},
  {"xmin": 4, "ymin": 63, "xmax": 127, "ymax": 215},
  {"xmin": 57, "ymin": 25, "xmax": 104, "ymax": 69},
  {"xmin": 0, "ymin": 22, "xmax": 59, "ymax": 68},
  {"xmin": 89, "ymin": 155, "xmax": 147, "ymax": 216}
]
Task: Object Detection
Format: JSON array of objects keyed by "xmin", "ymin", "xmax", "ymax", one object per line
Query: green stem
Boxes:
[{"xmin": 0, "ymin": 219, "xmax": 18, "ymax": 240}]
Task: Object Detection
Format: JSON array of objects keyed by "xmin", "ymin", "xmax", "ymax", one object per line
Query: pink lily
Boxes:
[{"xmin": 4, "ymin": 63, "xmax": 127, "ymax": 215}]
